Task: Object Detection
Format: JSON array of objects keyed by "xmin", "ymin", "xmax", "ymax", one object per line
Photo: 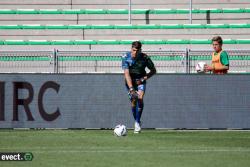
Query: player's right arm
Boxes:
[
  {"xmin": 124, "ymin": 69, "xmax": 133, "ymax": 89},
  {"xmin": 122, "ymin": 53, "xmax": 133, "ymax": 89},
  {"xmin": 204, "ymin": 64, "xmax": 214, "ymax": 72},
  {"xmin": 124, "ymin": 69, "xmax": 138, "ymax": 99}
]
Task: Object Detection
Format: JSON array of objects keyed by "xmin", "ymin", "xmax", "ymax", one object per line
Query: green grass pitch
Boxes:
[{"xmin": 0, "ymin": 129, "xmax": 250, "ymax": 167}]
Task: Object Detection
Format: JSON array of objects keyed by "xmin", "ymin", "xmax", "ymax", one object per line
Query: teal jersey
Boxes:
[{"xmin": 122, "ymin": 52, "xmax": 156, "ymax": 79}]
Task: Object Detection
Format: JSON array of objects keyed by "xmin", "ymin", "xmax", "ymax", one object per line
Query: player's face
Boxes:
[
  {"xmin": 212, "ymin": 41, "xmax": 222, "ymax": 53},
  {"xmin": 131, "ymin": 47, "xmax": 138, "ymax": 58}
]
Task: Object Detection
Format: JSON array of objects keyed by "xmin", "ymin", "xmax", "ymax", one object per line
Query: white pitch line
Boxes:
[
  {"xmin": 1, "ymin": 147, "xmax": 250, "ymax": 153},
  {"xmin": 28, "ymin": 149, "xmax": 250, "ymax": 153},
  {"xmin": 1, "ymin": 146, "xmax": 249, "ymax": 150}
]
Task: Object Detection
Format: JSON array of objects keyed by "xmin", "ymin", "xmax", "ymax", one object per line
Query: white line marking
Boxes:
[
  {"xmin": 25, "ymin": 149, "xmax": 250, "ymax": 153},
  {"xmin": 1, "ymin": 147, "xmax": 250, "ymax": 153}
]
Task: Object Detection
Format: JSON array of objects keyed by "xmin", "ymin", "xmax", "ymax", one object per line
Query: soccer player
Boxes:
[
  {"xmin": 122, "ymin": 41, "xmax": 156, "ymax": 133},
  {"xmin": 204, "ymin": 36, "xmax": 229, "ymax": 74}
]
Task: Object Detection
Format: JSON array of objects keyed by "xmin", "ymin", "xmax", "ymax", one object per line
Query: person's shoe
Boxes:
[{"xmin": 134, "ymin": 122, "xmax": 141, "ymax": 133}]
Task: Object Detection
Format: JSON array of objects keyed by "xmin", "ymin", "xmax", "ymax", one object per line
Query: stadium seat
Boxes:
[
  {"xmin": 0, "ymin": 8, "xmax": 250, "ymax": 14},
  {"xmin": 0, "ymin": 39, "xmax": 250, "ymax": 45},
  {"xmin": 0, "ymin": 23, "xmax": 250, "ymax": 29}
]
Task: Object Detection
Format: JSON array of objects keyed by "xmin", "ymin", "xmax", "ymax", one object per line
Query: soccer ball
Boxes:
[
  {"xmin": 114, "ymin": 124, "xmax": 127, "ymax": 137},
  {"xmin": 195, "ymin": 61, "xmax": 207, "ymax": 73}
]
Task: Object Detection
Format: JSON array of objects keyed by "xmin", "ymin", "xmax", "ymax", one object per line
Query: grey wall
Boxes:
[{"xmin": 0, "ymin": 74, "xmax": 250, "ymax": 129}]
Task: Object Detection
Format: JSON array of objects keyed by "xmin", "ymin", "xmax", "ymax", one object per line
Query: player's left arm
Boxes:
[
  {"xmin": 135, "ymin": 55, "xmax": 156, "ymax": 85},
  {"xmin": 141, "ymin": 55, "xmax": 156, "ymax": 82},
  {"xmin": 217, "ymin": 51, "xmax": 229, "ymax": 70}
]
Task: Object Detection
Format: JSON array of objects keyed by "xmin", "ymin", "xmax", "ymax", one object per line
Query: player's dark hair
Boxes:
[
  {"xmin": 132, "ymin": 41, "xmax": 142, "ymax": 50},
  {"xmin": 212, "ymin": 36, "xmax": 223, "ymax": 45}
]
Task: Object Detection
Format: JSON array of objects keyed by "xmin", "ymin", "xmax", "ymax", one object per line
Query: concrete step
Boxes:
[
  {"xmin": 0, "ymin": 43, "xmax": 249, "ymax": 51},
  {"xmin": 0, "ymin": 30, "xmax": 83, "ymax": 36},
  {"xmin": 81, "ymin": 35, "xmax": 250, "ymax": 40},
  {"xmin": 0, "ymin": 0, "xmax": 249, "ymax": 9},
  {"xmin": 0, "ymin": 0, "xmax": 71, "ymax": 4},
  {"xmin": 0, "ymin": 14, "xmax": 77, "ymax": 21},
  {"xmin": 0, "ymin": 13, "xmax": 249, "ymax": 24},
  {"xmin": 1, "ymin": 0, "xmax": 248, "ymax": 5},
  {"xmin": 72, "ymin": 0, "xmax": 250, "ymax": 4},
  {"xmin": 0, "ymin": 29, "xmax": 83, "ymax": 40},
  {"xmin": 0, "ymin": 28, "xmax": 249, "ymax": 40},
  {"xmin": 0, "ymin": 5, "xmax": 71, "ymax": 9}
]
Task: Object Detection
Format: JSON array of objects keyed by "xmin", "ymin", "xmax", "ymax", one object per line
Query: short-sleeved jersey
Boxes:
[
  {"xmin": 122, "ymin": 51, "xmax": 155, "ymax": 79},
  {"xmin": 214, "ymin": 50, "xmax": 229, "ymax": 66},
  {"xmin": 212, "ymin": 50, "xmax": 229, "ymax": 74}
]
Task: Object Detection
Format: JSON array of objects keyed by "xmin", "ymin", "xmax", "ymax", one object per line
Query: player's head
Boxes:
[
  {"xmin": 131, "ymin": 41, "xmax": 142, "ymax": 57},
  {"xmin": 212, "ymin": 36, "xmax": 223, "ymax": 53}
]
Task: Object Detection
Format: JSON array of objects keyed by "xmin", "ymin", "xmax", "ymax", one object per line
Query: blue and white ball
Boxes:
[{"xmin": 114, "ymin": 124, "xmax": 127, "ymax": 137}]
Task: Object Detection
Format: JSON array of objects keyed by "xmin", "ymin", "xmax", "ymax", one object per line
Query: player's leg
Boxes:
[
  {"xmin": 136, "ymin": 84, "xmax": 146, "ymax": 123},
  {"xmin": 137, "ymin": 90, "xmax": 144, "ymax": 124},
  {"xmin": 126, "ymin": 84, "xmax": 137, "ymax": 120},
  {"xmin": 131, "ymin": 98, "xmax": 137, "ymax": 120},
  {"xmin": 134, "ymin": 84, "xmax": 146, "ymax": 133}
]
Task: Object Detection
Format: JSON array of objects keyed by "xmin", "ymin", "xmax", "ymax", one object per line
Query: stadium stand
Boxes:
[
  {"xmin": 0, "ymin": 1, "xmax": 249, "ymax": 49},
  {"xmin": 0, "ymin": 0, "xmax": 249, "ymax": 9},
  {"xmin": 0, "ymin": 8, "xmax": 249, "ymax": 25},
  {"xmin": 0, "ymin": 24, "xmax": 249, "ymax": 41},
  {"xmin": 1, "ymin": 39, "xmax": 250, "ymax": 45},
  {"xmin": 0, "ymin": 0, "xmax": 249, "ymax": 73}
]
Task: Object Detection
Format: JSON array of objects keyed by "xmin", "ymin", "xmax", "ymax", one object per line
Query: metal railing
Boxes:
[
  {"xmin": 189, "ymin": 50, "xmax": 250, "ymax": 73},
  {"xmin": 0, "ymin": 49, "xmax": 249, "ymax": 73},
  {"xmin": 0, "ymin": 50, "xmax": 55, "ymax": 73},
  {"xmin": 56, "ymin": 50, "xmax": 187, "ymax": 73}
]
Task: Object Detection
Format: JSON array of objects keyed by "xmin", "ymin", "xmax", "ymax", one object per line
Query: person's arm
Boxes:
[
  {"xmin": 124, "ymin": 69, "xmax": 133, "ymax": 89},
  {"xmin": 204, "ymin": 51, "xmax": 229, "ymax": 72},
  {"xmin": 124, "ymin": 69, "xmax": 138, "ymax": 99},
  {"xmin": 145, "ymin": 56, "xmax": 156, "ymax": 79},
  {"xmin": 204, "ymin": 64, "xmax": 214, "ymax": 72},
  {"xmin": 204, "ymin": 63, "xmax": 229, "ymax": 72},
  {"xmin": 213, "ymin": 65, "xmax": 229, "ymax": 71},
  {"xmin": 219, "ymin": 51, "xmax": 229, "ymax": 70},
  {"xmin": 122, "ymin": 53, "xmax": 134, "ymax": 90}
]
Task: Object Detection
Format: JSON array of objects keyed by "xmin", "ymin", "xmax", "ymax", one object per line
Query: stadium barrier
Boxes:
[
  {"xmin": 0, "ymin": 49, "xmax": 250, "ymax": 73},
  {"xmin": 0, "ymin": 73, "xmax": 250, "ymax": 129}
]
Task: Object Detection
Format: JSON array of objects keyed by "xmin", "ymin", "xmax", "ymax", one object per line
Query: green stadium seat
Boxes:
[
  {"xmin": 67, "ymin": 24, "xmax": 90, "ymax": 29},
  {"xmin": 0, "ymin": 39, "xmax": 250, "ymax": 45},
  {"xmin": 0, "ymin": 8, "xmax": 250, "ymax": 15},
  {"xmin": 84, "ymin": 9, "xmax": 106, "ymax": 14},
  {"xmin": 61, "ymin": 9, "xmax": 83, "ymax": 14},
  {"xmin": 28, "ymin": 40, "xmax": 51, "ymax": 45},
  {"xmin": 140, "ymin": 40, "xmax": 166, "ymax": 44},
  {"xmin": 107, "ymin": 9, "xmax": 128, "ymax": 14},
  {"xmin": 74, "ymin": 40, "xmax": 97, "ymax": 45},
  {"xmin": 229, "ymin": 24, "xmax": 250, "ymax": 28},
  {"xmin": 90, "ymin": 24, "xmax": 115, "ymax": 29},
  {"xmin": 97, "ymin": 40, "xmax": 118, "ymax": 45},
  {"xmin": 1, "ymin": 24, "xmax": 250, "ymax": 29}
]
